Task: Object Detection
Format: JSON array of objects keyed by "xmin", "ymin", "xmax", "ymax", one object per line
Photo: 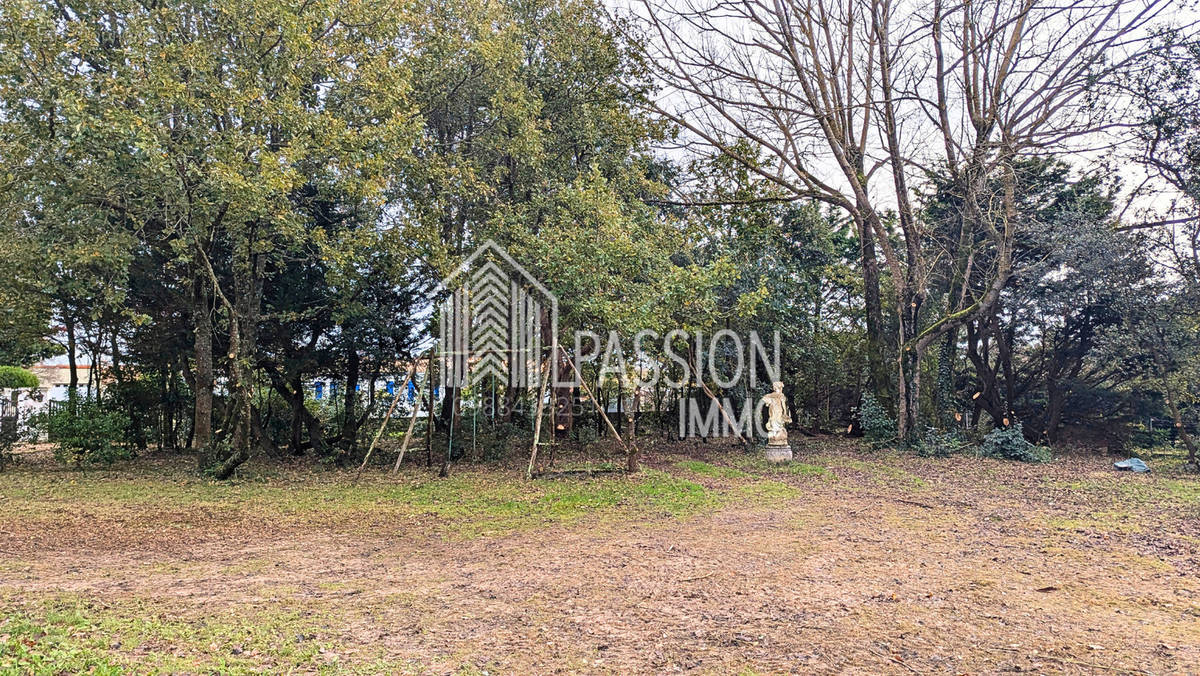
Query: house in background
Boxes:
[
  {"xmin": 310, "ymin": 360, "xmax": 438, "ymax": 410},
  {"xmin": 0, "ymin": 356, "xmax": 104, "ymax": 419},
  {"xmin": 28, "ymin": 361, "xmax": 101, "ymax": 402}
]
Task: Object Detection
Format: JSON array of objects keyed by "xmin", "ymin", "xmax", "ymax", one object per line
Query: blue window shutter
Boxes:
[
  {"xmin": 314, "ymin": 382, "xmax": 324, "ymax": 400},
  {"xmin": 386, "ymin": 380, "xmax": 394, "ymax": 395}
]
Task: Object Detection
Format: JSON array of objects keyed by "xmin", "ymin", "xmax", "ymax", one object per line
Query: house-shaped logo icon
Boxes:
[{"xmin": 434, "ymin": 240, "xmax": 558, "ymax": 390}]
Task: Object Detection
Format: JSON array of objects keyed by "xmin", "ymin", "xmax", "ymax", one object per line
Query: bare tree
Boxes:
[{"xmin": 631, "ymin": 0, "xmax": 1169, "ymax": 438}]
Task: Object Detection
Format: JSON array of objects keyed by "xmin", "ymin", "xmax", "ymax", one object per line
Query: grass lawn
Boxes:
[{"xmin": 1, "ymin": 438, "xmax": 1198, "ymax": 674}]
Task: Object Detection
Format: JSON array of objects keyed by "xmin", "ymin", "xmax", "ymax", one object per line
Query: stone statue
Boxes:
[{"xmin": 761, "ymin": 381, "xmax": 792, "ymax": 461}]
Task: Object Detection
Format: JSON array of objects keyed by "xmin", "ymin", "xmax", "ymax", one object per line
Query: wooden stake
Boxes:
[
  {"xmin": 355, "ymin": 365, "xmax": 415, "ymax": 481},
  {"xmin": 559, "ymin": 345, "xmax": 636, "ymax": 471},
  {"xmin": 694, "ymin": 377, "xmax": 749, "ymax": 445},
  {"xmin": 425, "ymin": 358, "xmax": 434, "ymax": 467},
  {"xmin": 687, "ymin": 347, "xmax": 748, "ymax": 446},
  {"xmin": 392, "ymin": 357, "xmax": 430, "ymax": 474},
  {"xmin": 526, "ymin": 353, "xmax": 552, "ymax": 479}
]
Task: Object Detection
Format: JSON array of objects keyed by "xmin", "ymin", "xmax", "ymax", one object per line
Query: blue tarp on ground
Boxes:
[{"xmin": 1114, "ymin": 458, "xmax": 1150, "ymax": 473}]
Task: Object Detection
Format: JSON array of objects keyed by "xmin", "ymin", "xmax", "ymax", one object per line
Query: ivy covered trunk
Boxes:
[
  {"xmin": 896, "ymin": 286, "xmax": 924, "ymax": 442},
  {"xmin": 191, "ymin": 275, "xmax": 214, "ymax": 455},
  {"xmin": 210, "ymin": 239, "xmax": 265, "ymax": 480}
]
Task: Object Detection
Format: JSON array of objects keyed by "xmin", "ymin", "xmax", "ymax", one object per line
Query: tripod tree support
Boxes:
[
  {"xmin": 526, "ymin": 353, "xmax": 552, "ymax": 479},
  {"xmin": 355, "ymin": 364, "xmax": 415, "ymax": 481},
  {"xmin": 559, "ymin": 345, "xmax": 637, "ymax": 473},
  {"xmin": 687, "ymin": 346, "xmax": 748, "ymax": 447},
  {"xmin": 392, "ymin": 356, "xmax": 431, "ymax": 474}
]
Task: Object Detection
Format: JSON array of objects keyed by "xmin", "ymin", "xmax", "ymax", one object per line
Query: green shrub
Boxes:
[
  {"xmin": 859, "ymin": 392, "xmax": 895, "ymax": 446},
  {"xmin": 916, "ymin": 426, "xmax": 969, "ymax": 458},
  {"xmin": 979, "ymin": 424, "xmax": 1051, "ymax": 463},
  {"xmin": 34, "ymin": 398, "xmax": 132, "ymax": 467},
  {"xmin": 1129, "ymin": 420, "xmax": 1170, "ymax": 449},
  {"xmin": 0, "ymin": 366, "xmax": 38, "ymax": 389},
  {"xmin": 0, "ymin": 415, "xmax": 16, "ymax": 469}
]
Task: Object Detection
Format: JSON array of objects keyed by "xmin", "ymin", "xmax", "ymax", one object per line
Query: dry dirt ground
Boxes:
[{"xmin": 1, "ymin": 438, "xmax": 1198, "ymax": 674}]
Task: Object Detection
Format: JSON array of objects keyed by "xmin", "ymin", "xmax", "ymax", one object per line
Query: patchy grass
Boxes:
[
  {"xmin": 402, "ymin": 470, "xmax": 718, "ymax": 537},
  {"xmin": 673, "ymin": 459, "xmax": 750, "ymax": 478},
  {"xmin": 0, "ymin": 597, "xmax": 343, "ymax": 675},
  {"xmin": 0, "ymin": 452, "xmax": 846, "ymax": 544},
  {"xmin": 1040, "ymin": 510, "xmax": 1146, "ymax": 535},
  {"xmin": 785, "ymin": 462, "xmax": 831, "ymax": 477},
  {"xmin": 0, "ymin": 463, "xmax": 719, "ymax": 540},
  {"xmin": 733, "ymin": 479, "xmax": 804, "ymax": 501},
  {"xmin": 729, "ymin": 454, "xmax": 834, "ymax": 479},
  {"xmin": 672, "ymin": 458, "xmax": 821, "ymax": 502},
  {"xmin": 5, "ymin": 442, "xmax": 1200, "ymax": 673},
  {"xmin": 1052, "ymin": 475, "xmax": 1200, "ymax": 515},
  {"xmin": 819, "ymin": 454, "xmax": 928, "ymax": 490},
  {"xmin": 1, "ymin": 604, "xmax": 125, "ymax": 675}
]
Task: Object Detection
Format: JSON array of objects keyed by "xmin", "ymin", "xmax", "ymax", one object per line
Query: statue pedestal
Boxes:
[{"xmin": 764, "ymin": 443, "xmax": 792, "ymax": 463}]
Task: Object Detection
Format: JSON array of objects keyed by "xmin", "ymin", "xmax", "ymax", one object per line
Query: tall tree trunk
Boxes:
[
  {"xmin": 163, "ymin": 364, "xmax": 178, "ymax": 450},
  {"xmin": 857, "ymin": 214, "xmax": 888, "ymax": 404},
  {"xmin": 966, "ymin": 319, "xmax": 1008, "ymax": 427},
  {"xmin": 206, "ymin": 236, "xmax": 264, "ymax": 479},
  {"xmin": 65, "ymin": 314, "xmax": 78, "ymax": 399},
  {"xmin": 287, "ymin": 373, "xmax": 306, "ymax": 455},
  {"xmin": 896, "ymin": 287, "xmax": 924, "ymax": 440},
  {"xmin": 191, "ymin": 277, "xmax": 214, "ymax": 454},
  {"xmin": 1163, "ymin": 389, "xmax": 1198, "ymax": 470},
  {"xmin": 997, "ymin": 323, "xmax": 1017, "ymax": 424},
  {"xmin": 616, "ymin": 380, "xmax": 624, "ymax": 434},
  {"xmin": 109, "ymin": 327, "xmax": 123, "ymax": 385},
  {"xmin": 1045, "ymin": 378, "xmax": 1066, "ymax": 444},
  {"xmin": 341, "ymin": 349, "xmax": 360, "ymax": 450},
  {"xmin": 934, "ymin": 332, "xmax": 957, "ymax": 427}
]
